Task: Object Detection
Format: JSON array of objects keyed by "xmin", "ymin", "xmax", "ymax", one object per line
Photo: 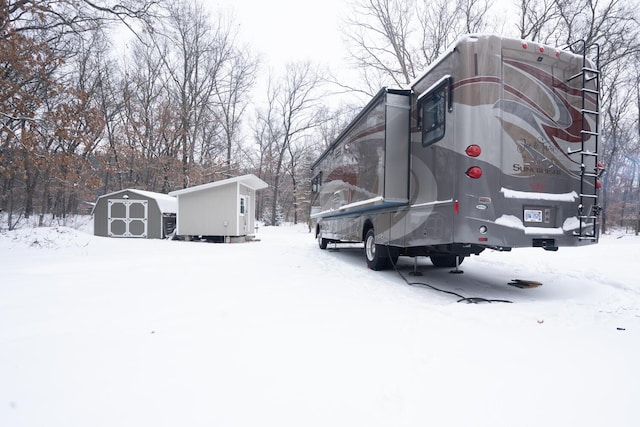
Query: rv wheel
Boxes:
[
  {"xmin": 364, "ymin": 229, "xmax": 391, "ymax": 270},
  {"xmin": 318, "ymin": 234, "xmax": 328, "ymax": 249},
  {"xmin": 430, "ymin": 254, "xmax": 464, "ymax": 268}
]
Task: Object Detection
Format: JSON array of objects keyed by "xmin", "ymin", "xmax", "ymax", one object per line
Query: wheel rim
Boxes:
[{"xmin": 365, "ymin": 234, "xmax": 376, "ymax": 261}]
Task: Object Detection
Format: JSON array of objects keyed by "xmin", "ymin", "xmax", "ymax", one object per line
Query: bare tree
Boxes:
[
  {"xmin": 254, "ymin": 62, "xmax": 328, "ymax": 225},
  {"xmin": 212, "ymin": 41, "xmax": 259, "ymax": 178},
  {"xmin": 5, "ymin": 1, "xmax": 161, "ymax": 37},
  {"xmin": 157, "ymin": 0, "xmax": 218, "ymax": 186},
  {"xmin": 417, "ymin": 0, "xmax": 493, "ymax": 63},
  {"xmin": 515, "ymin": 0, "xmax": 565, "ymax": 42},
  {"xmin": 344, "ymin": 0, "xmax": 416, "ymax": 89},
  {"xmin": 119, "ymin": 33, "xmax": 183, "ymax": 192},
  {"xmin": 342, "ymin": 0, "xmax": 494, "ymax": 93}
]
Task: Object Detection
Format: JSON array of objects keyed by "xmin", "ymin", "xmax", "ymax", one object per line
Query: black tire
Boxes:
[
  {"xmin": 364, "ymin": 229, "xmax": 391, "ymax": 270},
  {"xmin": 387, "ymin": 247, "xmax": 400, "ymax": 267},
  {"xmin": 429, "ymin": 254, "xmax": 464, "ymax": 268},
  {"xmin": 318, "ymin": 232, "xmax": 328, "ymax": 249}
]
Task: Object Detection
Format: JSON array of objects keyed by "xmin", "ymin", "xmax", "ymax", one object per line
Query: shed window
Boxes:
[{"xmin": 240, "ymin": 196, "xmax": 247, "ymax": 215}]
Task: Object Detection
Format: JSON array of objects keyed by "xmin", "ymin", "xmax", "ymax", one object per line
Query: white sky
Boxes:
[{"xmin": 215, "ymin": 0, "xmax": 349, "ymax": 68}]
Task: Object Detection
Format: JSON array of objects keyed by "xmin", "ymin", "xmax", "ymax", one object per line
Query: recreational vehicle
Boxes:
[{"xmin": 310, "ymin": 34, "xmax": 601, "ymax": 270}]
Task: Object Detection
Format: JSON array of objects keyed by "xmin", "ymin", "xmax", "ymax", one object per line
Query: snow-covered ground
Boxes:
[{"xmin": 1, "ymin": 220, "xmax": 639, "ymax": 427}]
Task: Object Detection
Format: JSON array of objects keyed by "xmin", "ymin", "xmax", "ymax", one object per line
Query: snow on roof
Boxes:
[
  {"xmin": 97, "ymin": 189, "xmax": 177, "ymax": 214},
  {"xmin": 130, "ymin": 189, "xmax": 177, "ymax": 213},
  {"xmin": 168, "ymin": 174, "xmax": 268, "ymax": 196}
]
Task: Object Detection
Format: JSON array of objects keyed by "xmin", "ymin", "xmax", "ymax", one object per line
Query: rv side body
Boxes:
[
  {"xmin": 310, "ymin": 88, "xmax": 411, "ymax": 246},
  {"xmin": 311, "ymin": 34, "xmax": 600, "ymax": 268}
]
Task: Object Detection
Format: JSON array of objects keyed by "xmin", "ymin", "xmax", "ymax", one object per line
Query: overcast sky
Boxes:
[{"xmin": 215, "ymin": 0, "xmax": 349, "ymax": 68}]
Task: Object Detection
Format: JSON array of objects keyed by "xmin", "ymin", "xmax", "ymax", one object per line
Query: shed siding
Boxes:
[{"xmin": 177, "ymin": 183, "xmax": 239, "ymax": 236}]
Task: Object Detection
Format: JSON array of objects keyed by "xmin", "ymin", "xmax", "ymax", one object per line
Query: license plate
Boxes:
[{"xmin": 524, "ymin": 209, "xmax": 543, "ymax": 223}]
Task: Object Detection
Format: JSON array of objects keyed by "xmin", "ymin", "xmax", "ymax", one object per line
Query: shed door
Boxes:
[
  {"xmin": 108, "ymin": 199, "xmax": 148, "ymax": 238},
  {"xmin": 240, "ymin": 195, "xmax": 249, "ymax": 233}
]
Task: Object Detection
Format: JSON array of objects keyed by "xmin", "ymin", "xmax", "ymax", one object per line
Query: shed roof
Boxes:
[
  {"xmin": 96, "ymin": 189, "xmax": 177, "ymax": 214},
  {"xmin": 168, "ymin": 174, "xmax": 268, "ymax": 196}
]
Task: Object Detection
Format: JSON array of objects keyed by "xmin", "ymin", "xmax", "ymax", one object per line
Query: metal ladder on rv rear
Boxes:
[{"xmin": 566, "ymin": 40, "xmax": 601, "ymax": 240}]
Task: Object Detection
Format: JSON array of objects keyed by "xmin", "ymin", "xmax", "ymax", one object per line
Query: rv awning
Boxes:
[{"xmin": 168, "ymin": 174, "xmax": 268, "ymax": 196}]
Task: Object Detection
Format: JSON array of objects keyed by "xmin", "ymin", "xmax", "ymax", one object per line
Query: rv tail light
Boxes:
[
  {"xmin": 539, "ymin": 46, "xmax": 545, "ymax": 53},
  {"xmin": 522, "ymin": 42, "xmax": 528, "ymax": 49},
  {"xmin": 596, "ymin": 179, "xmax": 602, "ymax": 189},
  {"xmin": 454, "ymin": 200, "xmax": 459, "ymax": 215},
  {"xmin": 466, "ymin": 166, "xmax": 483, "ymax": 179},
  {"xmin": 465, "ymin": 144, "xmax": 481, "ymax": 157},
  {"xmin": 555, "ymin": 51, "xmax": 561, "ymax": 58}
]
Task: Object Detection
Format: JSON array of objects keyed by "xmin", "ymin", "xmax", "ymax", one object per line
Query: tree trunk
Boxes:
[{"xmin": 601, "ymin": 173, "xmax": 609, "ymax": 234}]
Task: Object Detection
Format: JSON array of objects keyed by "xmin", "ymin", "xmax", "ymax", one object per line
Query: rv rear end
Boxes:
[
  {"xmin": 312, "ymin": 34, "xmax": 601, "ymax": 270},
  {"xmin": 437, "ymin": 35, "xmax": 601, "ymax": 253}
]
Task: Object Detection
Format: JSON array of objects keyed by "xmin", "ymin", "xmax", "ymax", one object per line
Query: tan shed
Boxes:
[{"xmin": 169, "ymin": 174, "xmax": 268, "ymax": 241}]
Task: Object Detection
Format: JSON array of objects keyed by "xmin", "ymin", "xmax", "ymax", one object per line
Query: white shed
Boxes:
[{"xmin": 169, "ymin": 174, "xmax": 268, "ymax": 241}]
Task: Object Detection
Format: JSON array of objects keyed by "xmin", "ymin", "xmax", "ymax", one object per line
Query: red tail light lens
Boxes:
[
  {"xmin": 466, "ymin": 166, "xmax": 483, "ymax": 179},
  {"xmin": 465, "ymin": 144, "xmax": 481, "ymax": 157},
  {"xmin": 596, "ymin": 179, "xmax": 602, "ymax": 189}
]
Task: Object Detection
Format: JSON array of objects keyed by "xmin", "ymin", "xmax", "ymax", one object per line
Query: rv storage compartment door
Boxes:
[{"xmin": 384, "ymin": 91, "xmax": 411, "ymax": 203}]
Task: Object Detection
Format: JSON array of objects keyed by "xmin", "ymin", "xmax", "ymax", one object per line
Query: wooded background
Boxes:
[{"xmin": 2, "ymin": 0, "xmax": 639, "ymax": 233}]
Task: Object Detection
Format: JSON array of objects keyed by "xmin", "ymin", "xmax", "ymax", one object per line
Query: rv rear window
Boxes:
[
  {"xmin": 311, "ymin": 172, "xmax": 322, "ymax": 193},
  {"xmin": 421, "ymin": 84, "xmax": 447, "ymax": 146}
]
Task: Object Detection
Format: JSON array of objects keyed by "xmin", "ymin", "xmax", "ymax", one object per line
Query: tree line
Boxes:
[{"xmin": 1, "ymin": 0, "xmax": 639, "ymax": 233}]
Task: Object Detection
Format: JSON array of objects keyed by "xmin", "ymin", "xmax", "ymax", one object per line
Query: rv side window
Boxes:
[
  {"xmin": 421, "ymin": 84, "xmax": 447, "ymax": 147},
  {"xmin": 311, "ymin": 172, "xmax": 322, "ymax": 193}
]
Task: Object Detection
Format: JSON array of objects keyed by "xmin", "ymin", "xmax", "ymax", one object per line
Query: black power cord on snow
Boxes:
[{"xmin": 386, "ymin": 247, "xmax": 513, "ymax": 304}]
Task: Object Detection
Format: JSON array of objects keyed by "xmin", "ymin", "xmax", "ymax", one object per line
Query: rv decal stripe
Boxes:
[
  {"xmin": 504, "ymin": 59, "xmax": 597, "ymax": 105},
  {"xmin": 453, "ymin": 76, "xmax": 501, "ymax": 89},
  {"xmin": 499, "ymin": 59, "xmax": 594, "ymax": 164}
]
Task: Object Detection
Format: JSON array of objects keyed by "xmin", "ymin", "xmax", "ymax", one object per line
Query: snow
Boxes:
[
  {"xmin": 1, "ymin": 220, "xmax": 639, "ymax": 427},
  {"xmin": 500, "ymin": 187, "xmax": 579, "ymax": 202},
  {"xmin": 129, "ymin": 189, "xmax": 177, "ymax": 214},
  {"xmin": 98, "ymin": 189, "xmax": 178, "ymax": 214}
]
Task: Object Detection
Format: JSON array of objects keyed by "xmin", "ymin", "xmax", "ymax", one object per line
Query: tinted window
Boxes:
[{"xmin": 421, "ymin": 84, "xmax": 447, "ymax": 146}]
